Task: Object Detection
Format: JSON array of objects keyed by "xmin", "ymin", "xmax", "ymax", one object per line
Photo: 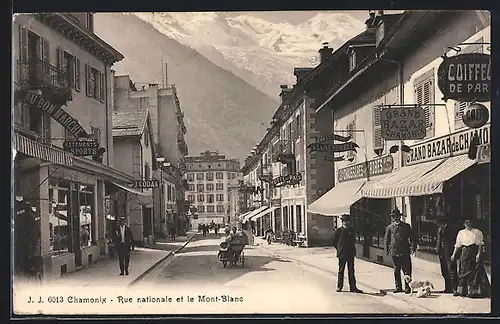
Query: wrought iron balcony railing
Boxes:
[
  {"xmin": 272, "ymin": 139, "xmax": 295, "ymax": 163},
  {"xmin": 16, "ymin": 58, "xmax": 70, "ymax": 92}
]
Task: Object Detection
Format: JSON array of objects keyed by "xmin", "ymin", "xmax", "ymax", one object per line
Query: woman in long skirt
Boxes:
[{"xmin": 451, "ymin": 219, "xmax": 491, "ymax": 298}]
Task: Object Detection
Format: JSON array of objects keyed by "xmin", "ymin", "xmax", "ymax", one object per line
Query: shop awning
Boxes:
[
  {"xmin": 109, "ymin": 181, "xmax": 152, "ymax": 196},
  {"xmin": 237, "ymin": 211, "xmax": 252, "ymax": 222},
  {"xmin": 252, "ymin": 206, "xmax": 277, "ymax": 221},
  {"xmin": 361, "ymin": 155, "xmax": 476, "ymax": 198},
  {"xmin": 308, "ymin": 179, "xmax": 366, "ymax": 216},
  {"xmin": 14, "ymin": 132, "xmax": 73, "ymax": 166},
  {"xmin": 242, "ymin": 206, "xmax": 268, "ymax": 223}
]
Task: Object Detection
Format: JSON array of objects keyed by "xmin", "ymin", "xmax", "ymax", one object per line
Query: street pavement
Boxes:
[
  {"xmin": 255, "ymin": 237, "xmax": 491, "ymax": 314},
  {"xmin": 137, "ymin": 234, "xmax": 456, "ymax": 314}
]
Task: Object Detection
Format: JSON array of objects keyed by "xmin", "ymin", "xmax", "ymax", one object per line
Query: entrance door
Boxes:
[
  {"xmin": 142, "ymin": 206, "xmax": 152, "ymax": 245},
  {"xmin": 361, "ymin": 200, "xmax": 371, "ymax": 258},
  {"xmin": 70, "ymin": 188, "xmax": 82, "ymax": 267},
  {"xmin": 296, "ymin": 205, "xmax": 302, "ymax": 234}
]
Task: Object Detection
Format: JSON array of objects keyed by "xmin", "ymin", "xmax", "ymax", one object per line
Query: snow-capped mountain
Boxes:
[{"xmin": 133, "ymin": 12, "xmax": 365, "ymax": 98}]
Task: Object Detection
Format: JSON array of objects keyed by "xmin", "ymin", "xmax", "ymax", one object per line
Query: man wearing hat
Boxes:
[
  {"xmin": 435, "ymin": 214, "xmax": 459, "ymax": 293},
  {"xmin": 113, "ymin": 217, "xmax": 134, "ymax": 275},
  {"xmin": 384, "ymin": 208, "xmax": 416, "ymax": 293},
  {"xmin": 332, "ymin": 214, "xmax": 363, "ymax": 293}
]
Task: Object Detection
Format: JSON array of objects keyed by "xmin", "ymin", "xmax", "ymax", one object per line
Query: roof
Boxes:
[{"xmin": 112, "ymin": 110, "xmax": 149, "ymax": 137}]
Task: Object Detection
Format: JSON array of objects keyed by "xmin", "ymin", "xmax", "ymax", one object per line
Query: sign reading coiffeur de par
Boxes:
[
  {"xmin": 381, "ymin": 106, "xmax": 426, "ymax": 140},
  {"xmin": 437, "ymin": 53, "xmax": 491, "ymax": 102}
]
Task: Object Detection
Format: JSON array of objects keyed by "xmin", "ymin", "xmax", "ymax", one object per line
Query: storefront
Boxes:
[
  {"xmin": 361, "ymin": 123, "xmax": 491, "ymax": 265},
  {"xmin": 13, "ymin": 133, "xmax": 136, "ymax": 279},
  {"xmin": 308, "ymin": 155, "xmax": 394, "ymax": 252}
]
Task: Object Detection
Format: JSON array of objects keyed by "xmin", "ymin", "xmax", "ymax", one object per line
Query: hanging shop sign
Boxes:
[
  {"xmin": 381, "ymin": 106, "xmax": 426, "ymax": 140},
  {"xmin": 130, "ymin": 179, "xmax": 160, "ymax": 189},
  {"xmin": 315, "ymin": 134, "xmax": 352, "ymax": 143},
  {"xmin": 476, "ymin": 143, "xmax": 490, "ymax": 164},
  {"xmin": 307, "ymin": 141, "xmax": 359, "ymax": 154},
  {"xmin": 271, "ymin": 173, "xmax": 302, "ymax": 187},
  {"xmin": 437, "ymin": 53, "xmax": 491, "ymax": 102},
  {"xmin": 63, "ymin": 139, "xmax": 99, "ymax": 156},
  {"xmin": 405, "ymin": 123, "xmax": 490, "ymax": 166},
  {"xmin": 462, "ymin": 103, "xmax": 489, "ymax": 129},
  {"xmin": 324, "ymin": 155, "xmax": 345, "ymax": 162},
  {"xmin": 338, "ymin": 155, "xmax": 394, "ymax": 182},
  {"xmin": 22, "ymin": 90, "xmax": 89, "ymax": 138}
]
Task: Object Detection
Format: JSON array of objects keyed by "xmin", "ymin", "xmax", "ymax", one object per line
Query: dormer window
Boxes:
[
  {"xmin": 349, "ymin": 49, "xmax": 357, "ymax": 72},
  {"xmin": 376, "ymin": 21, "xmax": 385, "ymax": 47}
]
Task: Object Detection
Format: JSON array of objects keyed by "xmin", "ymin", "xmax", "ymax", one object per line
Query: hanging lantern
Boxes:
[{"xmin": 462, "ymin": 103, "xmax": 489, "ymax": 129}]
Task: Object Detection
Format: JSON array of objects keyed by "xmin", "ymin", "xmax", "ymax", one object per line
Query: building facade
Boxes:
[
  {"xmin": 113, "ymin": 74, "xmax": 189, "ymax": 236},
  {"xmin": 311, "ymin": 10, "xmax": 491, "ymax": 269},
  {"xmin": 13, "ymin": 13, "xmax": 133, "ymax": 279},
  {"xmin": 112, "ymin": 109, "xmax": 157, "ymax": 247},
  {"xmin": 184, "ymin": 151, "xmax": 240, "ymax": 228}
]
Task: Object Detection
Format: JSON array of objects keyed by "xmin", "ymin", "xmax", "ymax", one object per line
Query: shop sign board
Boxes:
[
  {"xmin": 63, "ymin": 139, "xmax": 99, "ymax": 156},
  {"xmin": 307, "ymin": 141, "xmax": 359, "ymax": 154},
  {"xmin": 381, "ymin": 106, "xmax": 426, "ymax": 140},
  {"xmin": 405, "ymin": 123, "xmax": 490, "ymax": 166},
  {"xmin": 437, "ymin": 53, "xmax": 491, "ymax": 102},
  {"xmin": 131, "ymin": 180, "xmax": 160, "ymax": 189},
  {"xmin": 462, "ymin": 103, "xmax": 489, "ymax": 129},
  {"xmin": 477, "ymin": 143, "xmax": 490, "ymax": 164},
  {"xmin": 315, "ymin": 134, "xmax": 352, "ymax": 143},
  {"xmin": 338, "ymin": 155, "xmax": 394, "ymax": 182},
  {"xmin": 271, "ymin": 173, "xmax": 302, "ymax": 187},
  {"xmin": 22, "ymin": 90, "xmax": 89, "ymax": 138}
]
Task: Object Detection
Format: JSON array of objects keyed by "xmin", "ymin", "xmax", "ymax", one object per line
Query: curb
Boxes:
[
  {"xmin": 258, "ymin": 244, "xmax": 435, "ymax": 313},
  {"xmin": 129, "ymin": 233, "xmax": 197, "ymax": 286}
]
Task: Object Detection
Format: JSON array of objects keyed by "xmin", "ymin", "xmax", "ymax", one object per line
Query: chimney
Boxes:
[
  {"xmin": 294, "ymin": 67, "xmax": 314, "ymax": 84},
  {"xmin": 279, "ymin": 85, "xmax": 291, "ymax": 103},
  {"xmin": 165, "ymin": 63, "xmax": 168, "ymax": 86},
  {"xmin": 365, "ymin": 10, "xmax": 377, "ymax": 29},
  {"xmin": 318, "ymin": 42, "xmax": 333, "ymax": 63}
]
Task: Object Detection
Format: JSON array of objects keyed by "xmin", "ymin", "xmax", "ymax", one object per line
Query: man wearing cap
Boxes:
[
  {"xmin": 384, "ymin": 208, "xmax": 417, "ymax": 293},
  {"xmin": 435, "ymin": 214, "xmax": 459, "ymax": 293},
  {"xmin": 332, "ymin": 214, "xmax": 363, "ymax": 293},
  {"xmin": 113, "ymin": 217, "xmax": 134, "ymax": 276}
]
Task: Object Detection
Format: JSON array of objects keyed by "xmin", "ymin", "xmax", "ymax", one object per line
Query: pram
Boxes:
[{"xmin": 218, "ymin": 234, "xmax": 246, "ymax": 268}]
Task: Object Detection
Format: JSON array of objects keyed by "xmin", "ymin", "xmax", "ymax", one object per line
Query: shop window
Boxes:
[
  {"xmin": 48, "ymin": 180, "xmax": 70, "ymax": 255},
  {"xmin": 206, "ymin": 172, "xmax": 214, "ymax": 181},
  {"xmin": 410, "ymin": 194, "xmax": 444, "ymax": 253},
  {"xmin": 79, "ymin": 185, "xmax": 95, "ymax": 249},
  {"xmin": 414, "ymin": 69, "xmax": 435, "ymax": 139}
]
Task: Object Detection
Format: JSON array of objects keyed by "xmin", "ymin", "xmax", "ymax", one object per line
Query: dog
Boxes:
[{"xmin": 404, "ymin": 275, "xmax": 435, "ymax": 297}]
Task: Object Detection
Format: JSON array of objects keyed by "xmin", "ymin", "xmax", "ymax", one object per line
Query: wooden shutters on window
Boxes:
[
  {"xmin": 18, "ymin": 25, "xmax": 28, "ymax": 63},
  {"xmin": 74, "ymin": 58, "xmax": 81, "ymax": 91},
  {"xmin": 414, "ymin": 69, "xmax": 435, "ymax": 139},
  {"xmin": 373, "ymin": 105, "xmax": 383, "ymax": 151},
  {"xmin": 99, "ymin": 72, "xmax": 105, "ymax": 102},
  {"xmin": 56, "ymin": 47, "xmax": 66, "ymax": 86},
  {"xmin": 85, "ymin": 64, "xmax": 92, "ymax": 97}
]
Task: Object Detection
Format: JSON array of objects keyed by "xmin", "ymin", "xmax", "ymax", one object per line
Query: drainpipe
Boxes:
[{"xmin": 105, "ymin": 67, "xmax": 110, "ymax": 165}]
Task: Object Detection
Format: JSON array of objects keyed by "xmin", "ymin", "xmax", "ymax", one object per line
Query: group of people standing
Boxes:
[
  {"xmin": 198, "ymin": 221, "xmax": 220, "ymax": 236},
  {"xmin": 332, "ymin": 208, "xmax": 490, "ymax": 298}
]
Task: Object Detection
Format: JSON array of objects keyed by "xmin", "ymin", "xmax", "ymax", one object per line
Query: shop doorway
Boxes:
[
  {"xmin": 362, "ymin": 215, "xmax": 372, "ymax": 258},
  {"xmin": 70, "ymin": 188, "xmax": 82, "ymax": 267},
  {"xmin": 296, "ymin": 205, "xmax": 302, "ymax": 234}
]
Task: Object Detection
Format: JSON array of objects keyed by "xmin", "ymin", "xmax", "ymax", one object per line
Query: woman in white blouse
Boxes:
[{"xmin": 451, "ymin": 219, "xmax": 490, "ymax": 298}]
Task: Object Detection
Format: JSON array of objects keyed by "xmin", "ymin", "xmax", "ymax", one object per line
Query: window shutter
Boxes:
[
  {"xmin": 373, "ymin": 105, "xmax": 383, "ymax": 150},
  {"xmin": 41, "ymin": 38, "xmax": 50, "ymax": 62},
  {"xmin": 74, "ymin": 58, "xmax": 81, "ymax": 91},
  {"xmin": 18, "ymin": 25, "xmax": 28, "ymax": 62},
  {"xmin": 85, "ymin": 64, "xmax": 91, "ymax": 97},
  {"xmin": 99, "ymin": 72, "xmax": 105, "ymax": 102},
  {"xmin": 415, "ymin": 74, "xmax": 435, "ymax": 138},
  {"xmin": 454, "ymin": 101, "xmax": 469, "ymax": 130}
]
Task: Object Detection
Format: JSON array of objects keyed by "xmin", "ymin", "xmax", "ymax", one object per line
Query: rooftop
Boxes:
[{"xmin": 112, "ymin": 109, "xmax": 148, "ymax": 137}]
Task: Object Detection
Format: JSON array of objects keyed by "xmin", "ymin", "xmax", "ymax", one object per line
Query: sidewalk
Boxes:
[
  {"xmin": 258, "ymin": 239, "xmax": 491, "ymax": 314},
  {"xmin": 46, "ymin": 232, "xmax": 197, "ymax": 287}
]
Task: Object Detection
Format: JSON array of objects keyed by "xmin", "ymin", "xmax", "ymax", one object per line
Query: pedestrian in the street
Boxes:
[
  {"xmin": 113, "ymin": 217, "xmax": 134, "ymax": 276},
  {"xmin": 435, "ymin": 215, "xmax": 459, "ymax": 294},
  {"xmin": 202, "ymin": 224, "xmax": 207, "ymax": 237},
  {"xmin": 451, "ymin": 219, "xmax": 491, "ymax": 298},
  {"xmin": 384, "ymin": 208, "xmax": 416, "ymax": 294},
  {"xmin": 332, "ymin": 214, "xmax": 363, "ymax": 293},
  {"xmin": 214, "ymin": 224, "xmax": 219, "ymax": 235}
]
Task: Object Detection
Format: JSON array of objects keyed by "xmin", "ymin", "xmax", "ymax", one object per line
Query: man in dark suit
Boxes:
[
  {"xmin": 384, "ymin": 208, "xmax": 417, "ymax": 294},
  {"xmin": 435, "ymin": 215, "xmax": 458, "ymax": 293},
  {"xmin": 113, "ymin": 217, "xmax": 134, "ymax": 275},
  {"xmin": 332, "ymin": 214, "xmax": 363, "ymax": 293}
]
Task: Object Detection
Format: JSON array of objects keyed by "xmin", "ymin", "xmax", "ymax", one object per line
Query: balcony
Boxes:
[
  {"xmin": 258, "ymin": 164, "xmax": 273, "ymax": 182},
  {"xmin": 15, "ymin": 59, "xmax": 72, "ymax": 103},
  {"xmin": 272, "ymin": 139, "xmax": 295, "ymax": 164}
]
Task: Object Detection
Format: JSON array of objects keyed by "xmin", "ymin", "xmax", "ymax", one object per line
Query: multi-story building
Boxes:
[
  {"xmin": 184, "ymin": 151, "xmax": 240, "ymax": 228},
  {"xmin": 113, "ymin": 72, "xmax": 189, "ymax": 235},
  {"xmin": 13, "ymin": 13, "xmax": 133, "ymax": 279},
  {"xmin": 310, "ymin": 10, "xmax": 491, "ymax": 271},
  {"xmin": 112, "ymin": 109, "xmax": 157, "ymax": 247}
]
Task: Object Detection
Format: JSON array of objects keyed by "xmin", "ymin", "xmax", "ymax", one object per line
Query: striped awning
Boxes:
[
  {"xmin": 361, "ymin": 155, "xmax": 476, "ymax": 198},
  {"xmin": 308, "ymin": 179, "xmax": 366, "ymax": 216},
  {"xmin": 252, "ymin": 206, "xmax": 277, "ymax": 221},
  {"xmin": 242, "ymin": 206, "xmax": 268, "ymax": 223},
  {"xmin": 237, "ymin": 211, "xmax": 252, "ymax": 222},
  {"xmin": 14, "ymin": 132, "xmax": 73, "ymax": 166}
]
